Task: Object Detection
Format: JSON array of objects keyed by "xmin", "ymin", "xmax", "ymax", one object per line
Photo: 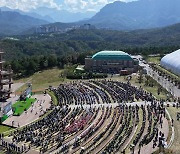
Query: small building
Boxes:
[
  {"xmin": 79, "ymin": 24, "xmax": 96, "ymax": 30},
  {"xmin": 85, "ymin": 50, "xmax": 138, "ymax": 74}
]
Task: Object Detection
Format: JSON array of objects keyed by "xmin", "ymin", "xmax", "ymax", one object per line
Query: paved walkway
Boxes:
[
  {"xmin": 4, "ymin": 83, "xmax": 24, "ymax": 93},
  {"xmin": 68, "ymin": 101, "xmax": 177, "ymax": 109},
  {"xmin": 134, "ymin": 115, "xmax": 169, "ymax": 154},
  {"xmin": 3, "ymin": 94, "xmax": 51, "ymax": 128},
  {"xmin": 140, "ymin": 61, "xmax": 180, "ymax": 97}
]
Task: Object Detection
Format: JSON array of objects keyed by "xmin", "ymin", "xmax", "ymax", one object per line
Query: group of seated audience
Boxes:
[{"xmin": 0, "ymin": 80, "xmax": 174, "ymax": 154}]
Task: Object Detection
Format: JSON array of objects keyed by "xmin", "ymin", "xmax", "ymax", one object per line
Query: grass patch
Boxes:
[
  {"xmin": 47, "ymin": 91, "xmax": 58, "ymax": 106},
  {"xmin": 0, "ymin": 125, "xmax": 13, "ymax": 133},
  {"xmin": 143, "ymin": 85, "xmax": 167, "ymax": 100},
  {"xmin": 15, "ymin": 68, "xmax": 69, "ymax": 93},
  {"xmin": 155, "ymin": 65, "xmax": 180, "ymax": 80},
  {"xmin": 167, "ymin": 107, "xmax": 180, "ymax": 153},
  {"xmin": 166, "ymin": 118, "xmax": 172, "ymax": 145},
  {"xmin": 146, "ymin": 56, "xmax": 161, "ymax": 64},
  {"xmin": 12, "ymin": 98, "xmax": 36, "ymax": 116}
]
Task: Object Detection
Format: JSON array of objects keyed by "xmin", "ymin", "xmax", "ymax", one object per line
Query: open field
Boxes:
[
  {"xmin": 12, "ymin": 98, "xmax": 36, "ymax": 116},
  {"xmin": 14, "ymin": 66, "xmax": 171, "ymax": 101},
  {"xmin": 15, "ymin": 70, "xmax": 169, "ymax": 100},
  {"xmin": 15, "ymin": 68, "xmax": 69, "ymax": 93}
]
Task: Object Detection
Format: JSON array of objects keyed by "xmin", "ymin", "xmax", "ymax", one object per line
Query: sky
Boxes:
[{"xmin": 0, "ymin": 0, "xmax": 136, "ymax": 12}]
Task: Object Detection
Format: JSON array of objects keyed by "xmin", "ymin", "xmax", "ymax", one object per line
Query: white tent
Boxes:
[{"xmin": 161, "ymin": 49, "xmax": 180, "ymax": 76}]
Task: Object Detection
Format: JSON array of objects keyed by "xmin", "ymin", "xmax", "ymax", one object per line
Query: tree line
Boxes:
[
  {"xmin": 7, "ymin": 52, "xmax": 92, "ymax": 78},
  {"xmin": 1, "ymin": 28, "xmax": 180, "ymax": 78}
]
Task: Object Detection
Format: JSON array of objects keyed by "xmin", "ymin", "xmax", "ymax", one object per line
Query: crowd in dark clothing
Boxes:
[{"xmin": 0, "ymin": 80, "xmax": 170, "ymax": 153}]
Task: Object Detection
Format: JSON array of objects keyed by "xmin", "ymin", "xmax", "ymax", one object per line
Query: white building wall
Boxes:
[{"xmin": 161, "ymin": 49, "xmax": 180, "ymax": 76}]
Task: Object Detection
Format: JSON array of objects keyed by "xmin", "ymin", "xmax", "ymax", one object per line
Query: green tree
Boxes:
[{"xmin": 48, "ymin": 55, "xmax": 57, "ymax": 68}]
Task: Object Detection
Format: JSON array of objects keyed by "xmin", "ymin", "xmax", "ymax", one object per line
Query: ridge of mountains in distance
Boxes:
[{"xmin": 1, "ymin": 0, "xmax": 180, "ymax": 35}]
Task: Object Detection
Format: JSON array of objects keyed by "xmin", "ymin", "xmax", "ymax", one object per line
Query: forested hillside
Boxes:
[
  {"xmin": 1, "ymin": 23, "xmax": 180, "ymax": 60},
  {"xmin": 1, "ymin": 23, "xmax": 180, "ymax": 78}
]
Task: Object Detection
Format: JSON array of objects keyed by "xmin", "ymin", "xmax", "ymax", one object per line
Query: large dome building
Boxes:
[
  {"xmin": 161, "ymin": 49, "xmax": 180, "ymax": 76},
  {"xmin": 85, "ymin": 50, "xmax": 138, "ymax": 74}
]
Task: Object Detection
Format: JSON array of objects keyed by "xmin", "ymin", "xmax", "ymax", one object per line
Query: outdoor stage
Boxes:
[{"xmin": 3, "ymin": 94, "xmax": 51, "ymax": 128}]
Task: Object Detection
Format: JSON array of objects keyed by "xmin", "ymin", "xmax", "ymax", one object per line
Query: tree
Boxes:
[
  {"xmin": 26, "ymin": 59, "xmax": 37, "ymax": 75},
  {"xmin": 48, "ymin": 55, "xmax": 57, "ymax": 68},
  {"xmin": 39, "ymin": 56, "xmax": 48, "ymax": 69},
  {"xmin": 11, "ymin": 60, "xmax": 22, "ymax": 74}
]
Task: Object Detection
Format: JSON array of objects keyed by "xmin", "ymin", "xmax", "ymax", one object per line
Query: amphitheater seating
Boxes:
[{"xmin": 8, "ymin": 80, "xmax": 168, "ymax": 154}]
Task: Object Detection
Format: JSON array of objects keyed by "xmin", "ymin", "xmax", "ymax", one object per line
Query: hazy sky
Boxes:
[{"xmin": 0, "ymin": 0, "xmax": 137, "ymax": 12}]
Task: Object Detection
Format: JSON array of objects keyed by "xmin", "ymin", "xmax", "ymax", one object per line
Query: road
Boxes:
[
  {"xmin": 139, "ymin": 58, "xmax": 180, "ymax": 98},
  {"xmin": 68, "ymin": 101, "xmax": 177, "ymax": 109}
]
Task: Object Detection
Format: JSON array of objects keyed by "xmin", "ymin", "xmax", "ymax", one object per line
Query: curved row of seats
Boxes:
[{"xmin": 8, "ymin": 80, "xmax": 168, "ymax": 154}]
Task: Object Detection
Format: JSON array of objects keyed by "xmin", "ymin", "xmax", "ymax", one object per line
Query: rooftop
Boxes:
[{"xmin": 92, "ymin": 51, "xmax": 133, "ymax": 60}]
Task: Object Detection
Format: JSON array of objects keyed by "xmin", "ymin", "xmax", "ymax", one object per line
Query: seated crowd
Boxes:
[{"xmin": 0, "ymin": 80, "xmax": 170, "ymax": 154}]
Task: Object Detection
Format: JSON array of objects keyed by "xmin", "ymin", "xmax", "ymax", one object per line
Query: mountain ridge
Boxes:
[
  {"xmin": 14, "ymin": 22, "xmax": 180, "ymax": 47},
  {"xmin": 0, "ymin": 7, "xmax": 54, "ymax": 23},
  {"xmin": 0, "ymin": 10, "xmax": 49, "ymax": 35},
  {"xmin": 85, "ymin": 0, "xmax": 180, "ymax": 30}
]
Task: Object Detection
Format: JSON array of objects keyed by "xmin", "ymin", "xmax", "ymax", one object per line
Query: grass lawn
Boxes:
[
  {"xmin": 146, "ymin": 56, "xmax": 161, "ymax": 64},
  {"xmin": 12, "ymin": 98, "xmax": 36, "ymax": 116},
  {"xmin": 47, "ymin": 91, "xmax": 58, "ymax": 106},
  {"xmin": 167, "ymin": 107, "xmax": 180, "ymax": 154},
  {"xmin": 143, "ymin": 86, "xmax": 167, "ymax": 100},
  {"xmin": 15, "ymin": 68, "xmax": 69, "ymax": 93},
  {"xmin": 0, "ymin": 125, "xmax": 13, "ymax": 133},
  {"xmin": 14, "ymin": 67, "xmax": 170, "ymax": 101}
]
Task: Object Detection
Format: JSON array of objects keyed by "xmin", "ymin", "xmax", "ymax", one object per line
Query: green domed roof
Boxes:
[{"xmin": 92, "ymin": 51, "xmax": 133, "ymax": 60}]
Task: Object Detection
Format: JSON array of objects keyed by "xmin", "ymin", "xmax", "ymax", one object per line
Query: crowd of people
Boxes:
[
  {"xmin": 0, "ymin": 80, "xmax": 172, "ymax": 154},
  {"xmin": 0, "ymin": 134, "xmax": 28, "ymax": 153},
  {"xmin": 53, "ymin": 80, "xmax": 156, "ymax": 107}
]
